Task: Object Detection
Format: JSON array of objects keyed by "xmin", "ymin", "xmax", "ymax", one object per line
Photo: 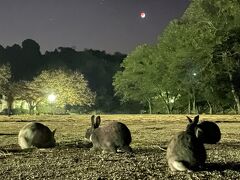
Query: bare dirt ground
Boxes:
[{"xmin": 0, "ymin": 114, "xmax": 240, "ymax": 179}]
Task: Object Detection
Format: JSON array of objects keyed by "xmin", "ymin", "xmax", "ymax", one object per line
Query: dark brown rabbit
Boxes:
[
  {"xmin": 85, "ymin": 115, "xmax": 132, "ymax": 153},
  {"xmin": 18, "ymin": 122, "xmax": 56, "ymax": 149},
  {"xmin": 166, "ymin": 115, "xmax": 206, "ymax": 171}
]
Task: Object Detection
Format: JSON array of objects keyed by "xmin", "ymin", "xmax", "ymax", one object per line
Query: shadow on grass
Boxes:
[
  {"xmin": 0, "ymin": 144, "xmax": 31, "ymax": 158},
  {"xmin": 215, "ymin": 120, "xmax": 240, "ymax": 123},
  {"xmin": 205, "ymin": 162, "xmax": 240, "ymax": 171},
  {"xmin": 0, "ymin": 133, "xmax": 18, "ymax": 136},
  {"xmin": 217, "ymin": 142, "xmax": 240, "ymax": 149},
  {"xmin": 134, "ymin": 145, "xmax": 168, "ymax": 154},
  {"xmin": 144, "ymin": 127, "xmax": 164, "ymax": 130},
  {"xmin": 0, "ymin": 140, "xmax": 93, "ymax": 155},
  {"xmin": 58, "ymin": 140, "xmax": 93, "ymax": 149},
  {"xmin": 0, "ymin": 119, "xmax": 75, "ymax": 123}
]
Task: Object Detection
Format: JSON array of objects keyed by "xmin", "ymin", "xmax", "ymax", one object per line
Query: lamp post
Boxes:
[
  {"xmin": 192, "ymin": 72, "xmax": 197, "ymax": 114},
  {"xmin": 48, "ymin": 94, "xmax": 56, "ymax": 115}
]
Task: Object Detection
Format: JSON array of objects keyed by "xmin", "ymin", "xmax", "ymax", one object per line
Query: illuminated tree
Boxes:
[
  {"xmin": 0, "ymin": 64, "xmax": 11, "ymax": 92},
  {"xmin": 0, "ymin": 64, "xmax": 12, "ymax": 115},
  {"xmin": 16, "ymin": 81, "xmax": 44, "ymax": 114},
  {"xmin": 32, "ymin": 69, "xmax": 95, "ymax": 110}
]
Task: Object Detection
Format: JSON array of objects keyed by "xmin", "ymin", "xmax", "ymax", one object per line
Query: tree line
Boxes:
[{"xmin": 0, "ymin": 40, "xmax": 136, "ymax": 114}]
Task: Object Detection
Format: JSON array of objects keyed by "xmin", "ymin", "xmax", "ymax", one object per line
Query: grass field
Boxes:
[{"xmin": 0, "ymin": 114, "xmax": 240, "ymax": 179}]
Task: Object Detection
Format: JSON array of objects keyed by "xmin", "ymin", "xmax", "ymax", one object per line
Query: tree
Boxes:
[
  {"xmin": 16, "ymin": 80, "xmax": 44, "ymax": 114},
  {"xmin": 0, "ymin": 64, "xmax": 11, "ymax": 91},
  {"xmin": 113, "ymin": 45, "xmax": 154, "ymax": 113},
  {"xmin": 44, "ymin": 48, "xmax": 125, "ymax": 113},
  {"xmin": 21, "ymin": 39, "xmax": 43, "ymax": 80},
  {"xmin": 0, "ymin": 64, "xmax": 12, "ymax": 115},
  {"xmin": 156, "ymin": 8, "xmax": 218, "ymax": 113},
  {"xmin": 32, "ymin": 69, "xmax": 95, "ymax": 112},
  {"xmin": 3, "ymin": 39, "xmax": 43, "ymax": 81},
  {"xmin": 113, "ymin": 44, "xmax": 179, "ymax": 114},
  {"xmin": 195, "ymin": 0, "xmax": 240, "ymax": 113},
  {"xmin": 210, "ymin": 28, "xmax": 240, "ymax": 113},
  {"xmin": 152, "ymin": 0, "xmax": 240, "ymax": 114}
]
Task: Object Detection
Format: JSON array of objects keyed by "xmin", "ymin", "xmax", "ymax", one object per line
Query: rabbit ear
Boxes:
[
  {"xmin": 91, "ymin": 115, "xmax": 95, "ymax": 126},
  {"xmin": 186, "ymin": 116, "xmax": 192, "ymax": 123},
  {"xmin": 95, "ymin": 116, "xmax": 101, "ymax": 128},
  {"xmin": 193, "ymin": 115, "xmax": 199, "ymax": 124},
  {"xmin": 52, "ymin": 129, "xmax": 56, "ymax": 136}
]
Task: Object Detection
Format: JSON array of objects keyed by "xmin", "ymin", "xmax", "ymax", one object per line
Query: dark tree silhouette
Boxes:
[{"xmin": 0, "ymin": 39, "xmax": 128, "ymax": 114}]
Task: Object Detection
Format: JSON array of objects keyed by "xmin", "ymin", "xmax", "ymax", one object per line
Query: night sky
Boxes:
[{"xmin": 0, "ymin": 0, "xmax": 189, "ymax": 54}]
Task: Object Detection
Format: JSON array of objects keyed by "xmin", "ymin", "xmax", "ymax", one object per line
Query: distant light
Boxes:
[
  {"xmin": 193, "ymin": 73, "xmax": 197, "ymax": 76},
  {"xmin": 48, "ymin": 94, "xmax": 56, "ymax": 103},
  {"xmin": 140, "ymin": 12, "xmax": 146, "ymax": 19}
]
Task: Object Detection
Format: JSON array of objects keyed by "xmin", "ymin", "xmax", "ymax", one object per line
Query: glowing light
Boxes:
[
  {"xmin": 48, "ymin": 94, "xmax": 56, "ymax": 103},
  {"xmin": 140, "ymin": 12, "xmax": 146, "ymax": 19}
]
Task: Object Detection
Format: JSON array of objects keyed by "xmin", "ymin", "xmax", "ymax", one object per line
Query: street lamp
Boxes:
[
  {"xmin": 48, "ymin": 94, "xmax": 56, "ymax": 103},
  {"xmin": 48, "ymin": 94, "xmax": 56, "ymax": 115}
]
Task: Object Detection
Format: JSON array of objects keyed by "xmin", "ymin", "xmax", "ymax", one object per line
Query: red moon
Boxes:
[{"xmin": 140, "ymin": 12, "xmax": 146, "ymax": 18}]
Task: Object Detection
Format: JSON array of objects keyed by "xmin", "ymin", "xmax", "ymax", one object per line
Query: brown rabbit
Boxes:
[
  {"xmin": 18, "ymin": 122, "xmax": 56, "ymax": 149},
  {"xmin": 166, "ymin": 115, "xmax": 206, "ymax": 171},
  {"xmin": 85, "ymin": 115, "xmax": 132, "ymax": 153}
]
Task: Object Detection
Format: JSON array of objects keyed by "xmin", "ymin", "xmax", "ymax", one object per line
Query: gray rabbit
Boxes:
[
  {"xmin": 196, "ymin": 121, "xmax": 221, "ymax": 144},
  {"xmin": 85, "ymin": 115, "xmax": 132, "ymax": 153},
  {"xmin": 166, "ymin": 115, "xmax": 206, "ymax": 171},
  {"xmin": 18, "ymin": 122, "xmax": 56, "ymax": 149}
]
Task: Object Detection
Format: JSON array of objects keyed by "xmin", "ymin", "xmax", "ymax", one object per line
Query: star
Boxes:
[{"xmin": 100, "ymin": 0, "xmax": 105, "ymax": 5}]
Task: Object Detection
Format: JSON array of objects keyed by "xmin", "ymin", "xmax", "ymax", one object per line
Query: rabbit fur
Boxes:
[
  {"xmin": 18, "ymin": 122, "xmax": 56, "ymax": 149},
  {"xmin": 85, "ymin": 115, "xmax": 132, "ymax": 153},
  {"xmin": 166, "ymin": 115, "xmax": 206, "ymax": 171}
]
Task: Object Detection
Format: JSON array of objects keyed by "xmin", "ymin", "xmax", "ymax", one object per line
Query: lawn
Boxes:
[{"xmin": 0, "ymin": 114, "xmax": 240, "ymax": 179}]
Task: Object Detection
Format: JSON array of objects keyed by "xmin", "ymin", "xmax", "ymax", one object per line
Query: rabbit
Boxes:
[
  {"xmin": 166, "ymin": 115, "xmax": 206, "ymax": 172},
  {"xmin": 196, "ymin": 121, "xmax": 221, "ymax": 144},
  {"xmin": 85, "ymin": 115, "xmax": 132, "ymax": 153},
  {"xmin": 18, "ymin": 122, "xmax": 56, "ymax": 149}
]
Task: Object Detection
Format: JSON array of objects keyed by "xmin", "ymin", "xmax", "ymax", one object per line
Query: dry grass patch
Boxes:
[{"xmin": 0, "ymin": 114, "xmax": 239, "ymax": 179}]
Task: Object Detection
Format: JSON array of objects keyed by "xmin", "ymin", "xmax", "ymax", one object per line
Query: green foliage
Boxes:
[
  {"xmin": 0, "ymin": 65, "xmax": 25, "ymax": 115},
  {"xmin": 0, "ymin": 64, "xmax": 11, "ymax": 93},
  {"xmin": 113, "ymin": 44, "xmax": 181, "ymax": 113},
  {"xmin": 113, "ymin": 0, "xmax": 240, "ymax": 114},
  {"xmin": 114, "ymin": 45, "xmax": 155, "ymax": 101},
  {"xmin": 113, "ymin": 45, "xmax": 161, "ymax": 113}
]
